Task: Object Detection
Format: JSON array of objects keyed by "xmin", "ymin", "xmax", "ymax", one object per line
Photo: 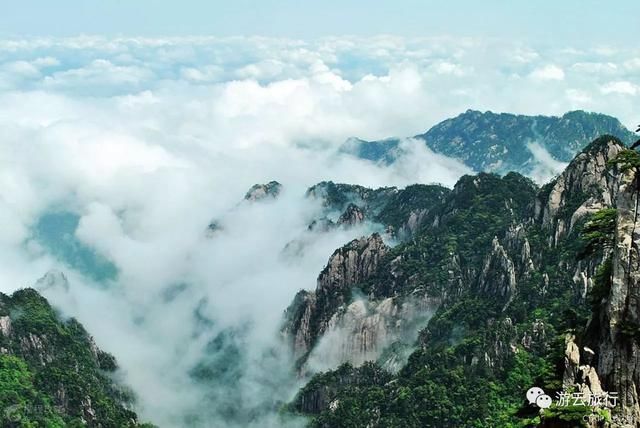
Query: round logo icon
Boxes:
[
  {"xmin": 526, "ymin": 386, "xmax": 545, "ymax": 405},
  {"xmin": 536, "ymin": 394, "xmax": 553, "ymax": 409}
]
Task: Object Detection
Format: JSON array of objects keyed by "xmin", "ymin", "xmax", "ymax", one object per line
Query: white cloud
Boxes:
[
  {"xmin": 529, "ymin": 64, "xmax": 565, "ymax": 81},
  {"xmin": 42, "ymin": 59, "xmax": 154, "ymax": 92},
  {"xmin": 526, "ymin": 142, "xmax": 567, "ymax": 183},
  {"xmin": 624, "ymin": 58, "xmax": 640, "ymax": 71},
  {"xmin": 431, "ymin": 61, "xmax": 465, "ymax": 76},
  {"xmin": 570, "ymin": 61, "xmax": 617, "ymax": 74},
  {"xmin": 511, "ymin": 47, "xmax": 539, "ymax": 63},
  {"xmin": 565, "ymin": 88, "xmax": 592, "ymax": 105},
  {"xmin": 180, "ymin": 65, "xmax": 224, "ymax": 83},
  {"xmin": 32, "ymin": 56, "xmax": 60, "ymax": 67},
  {"xmin": 600, "ymin": 80, "xmax": 639, "ymax": 96},
  {"xmin": 2, "ymin": 60, "xmax": 40, "ymax": 77}
]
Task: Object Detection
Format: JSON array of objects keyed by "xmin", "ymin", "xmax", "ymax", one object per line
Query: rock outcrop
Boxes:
[
  {"xmin": 306, "ymin": 294, "xmax": 438, "ymax": 373},
  {"xmin": 537, "ymin": 136, "xmax": 624, "ymax": 244},
  {"xmin": 590, "ymin": 154, "xmax": 640, "ymax": 425},
  {"xmin": 35, "ymin": 269, "xmax": 70, "ymax": 292},
  {"xmin": 304, "ymin": 181, "xmax": 449, "ymax": 237},
  {"xmin": 337, "ymin": 203, "xmax": 365, "ymax": 226},
  {"xmin": 0, "ymin": 287, "xmax": 145, "ymax": 426},
  {"xmin": 244, "ymin": 180, "xmax": 283, "ymax": 201},
  {"xmin": 477, "ymin": 236, "xmax": 518, "ymax": 309},
  {"xmin": 290, "ymin": 135, "xmax": 640, "ymax": 426},
  {"xmin": 283, "ymin": 234, "xmax": 391, "ymax": 366}
]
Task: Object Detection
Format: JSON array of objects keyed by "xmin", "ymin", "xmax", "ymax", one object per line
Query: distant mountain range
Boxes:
[{"xmin": 342, "ymin": 110, "xmax": 635, "ymax": 174}]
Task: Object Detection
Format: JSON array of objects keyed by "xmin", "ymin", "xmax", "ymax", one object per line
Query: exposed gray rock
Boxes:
[
  {"xmin": 477, "ymin": 236, "xmax": 517, "ymax": 309},
  {"xmin": 244, "ymin": 180, "xmax": 282, "ymax": 201},
  {"xmin": 595, "ymin": 161, "xmax": 640, "ymax": 424},
  {"xmin": 537, "ymin": 138, "xmax": 624, "ymax": 244},
  {"xmin": 19, "ymin": 333, "xmax": 53, "ymax": 366},
  {"xmin": 0, "ymin": 315, "xmax": 11, "ymax": 336},
  {"xmin": 306, "ymin": 295, "xmax": 438, "ymax": 373},
  {"xmin": 337, "ymin": 203, "xmax": 365, "ymax": 226},
  {"xmin": 317, "ymin": 233, "xmax": 388, "ymax": 292},
  {"xmin": 563, "ymin": 334, "xmax": 604, "ymax": 402},
  {"xmin": 283, "ymin": 234, "xmax": 390, "ymax": 364}
]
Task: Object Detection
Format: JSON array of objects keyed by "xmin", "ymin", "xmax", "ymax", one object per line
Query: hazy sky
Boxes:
[{"xmin": 4, "ymin": 0, "xmax": 639, "ymax": 45}]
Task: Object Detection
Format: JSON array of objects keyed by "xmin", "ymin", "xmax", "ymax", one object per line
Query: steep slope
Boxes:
[
  {"xmin": 305, "ymin": 181, "xmax": 450, "ymax": 238},
  {"xmin": 0, "ymin": 286, "xmax": 150, "ymax": 427},
  {"xmin": 287, "ymin": 136, "xmax": 640, "ymax": 427},
  {"xmin": 587, "ymin": 146, "xmax": 640, "ymax": 426},
  {"xmin": 244, "ymin": 181, "xmax": 283, "ymax": 201},
  {"xmin": 343, "ymin": 110, "xmax": 635, "ymax": 175}
]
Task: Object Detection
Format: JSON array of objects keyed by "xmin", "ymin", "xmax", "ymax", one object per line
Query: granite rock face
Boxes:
[
  {"xmin": 290, "ymin": 135, "xmax": 640, "ymax": 425},
  {"xmin": 283, "ymin": 234, "xmax": 390, "ymax": 366},
  {"xmin": 477, "ymin": 236, "xmax": 518, "ymax": 309},
  {"xmin": 244, "ymin": 180, "xmax": 283, "ymax": 201},
  {"xmin": 536, "ymin": 137, "xmax": 624, "ymax": 244},
  {"xmin": 593, "ymin": 160, "xmax": 640, "ymax": 425}
]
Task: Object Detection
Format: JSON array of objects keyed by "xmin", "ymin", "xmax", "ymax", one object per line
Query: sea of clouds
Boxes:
[{"xmin": 0, "ymin": 35, "xmax": 638, "ymax": 426}]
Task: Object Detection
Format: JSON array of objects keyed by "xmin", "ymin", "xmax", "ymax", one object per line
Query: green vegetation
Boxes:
[
  {"xmin": 291, "ymin": 167, "xmax": 620, "ymax": 427},
  {"xmin": 578, "ymin": 208, "xmax": 617, "ymax": 258},
  {"xmin": 607, "ymin": 148, "xmax": 640, "ymax": 172},
  {"xmin": 0, "ymin": 289, "xmax": 150, "ymax": 427},
  {"xmin": 375, "ymin": 184, "xmax": 450, "ymax": 232},
  {"xmin": 347, "ymin": 111, "xmax": 636, "ymax": 174},
  {"xmin": 0, "ymin": 355, "xmax": 66, "ymax": 427}
]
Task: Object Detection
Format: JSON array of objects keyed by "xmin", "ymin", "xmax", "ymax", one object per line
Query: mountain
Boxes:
[
  {"xmin": 305, "ymin": 181, "xmax": 450, "ymax": 237},
  {"xmin": 244, "ymin": 181, "xmax": 283, "ymax": 201},
  {"xmin": 0, "ymin": 282, "xmax": 151, "ymax": 427},
  {"xmin": 342, "ymin": 110, "xmax": 635, "ymax": 175},
  {"xmin": 285, "ymin": 135, "xmax": 640, "ymax": 427}
]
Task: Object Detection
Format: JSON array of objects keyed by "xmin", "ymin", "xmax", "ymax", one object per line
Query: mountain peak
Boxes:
[
  {"xmin": 0, "ymin": 288, "xmax": 147, "ymax": 426},
  {"xmin": 343, "ymin": 110, "xmax": 635, "ymax": 177},
  {"xmin": 580, "ymin": 134, "xmax": 625, "ymax": 155},
  {"xmin": 244, "ymin": 180, "xmax": 283, "ymax": 201}
]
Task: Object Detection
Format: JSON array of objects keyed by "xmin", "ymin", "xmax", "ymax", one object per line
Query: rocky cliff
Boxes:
[
  {"xmin": 0, "ymin": 286, "xmax": 149, "ymax": 427},
  {"xmin": 288, "ymin": 135, "xmax": 640, "ymax": 427},
  {"xmin": 590, "ymin": 148, "xmax": 640, "ymax": 426},
  {"xmin": 244, "ymin": 180, "xmax": 283, "ymax": 201},
  {"xmin": 283, "ymin": 234, "xmax": 395, "ymax": 369},
  {"xmin": 305, "ymin": 181, "xmax": 449, "ymax": 238}
]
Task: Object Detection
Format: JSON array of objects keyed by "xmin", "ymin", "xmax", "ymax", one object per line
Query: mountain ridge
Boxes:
[
  {"xmin": 0, "ymin": 286, "xmax": 151, "ymax": 427},
  {"xmin": 287, "ymin": 135, "xmax": 640, "ymax": 427},
  {"xmin": 342, "ymin": 110, "xmax": 635, "ymax": 176}
]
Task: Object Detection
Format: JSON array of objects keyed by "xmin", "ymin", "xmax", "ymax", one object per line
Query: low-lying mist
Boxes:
[{"xmin": 1, "ymin": 123, "xmax": 468, "ymax": 426}]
